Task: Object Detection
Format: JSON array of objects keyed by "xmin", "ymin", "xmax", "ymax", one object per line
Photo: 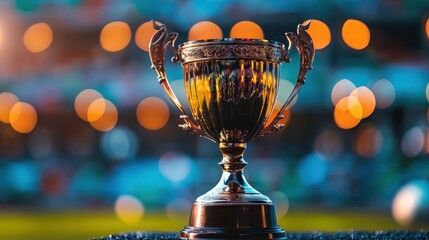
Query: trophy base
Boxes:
[{"xmin": 180, "ymin": 203, "xmax": 286, "ymax": 240}]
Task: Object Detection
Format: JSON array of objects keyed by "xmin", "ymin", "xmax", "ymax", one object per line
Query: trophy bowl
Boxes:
[{"xmin": 149, "ymin": 21, "xmax": 314, "ymax": 239}]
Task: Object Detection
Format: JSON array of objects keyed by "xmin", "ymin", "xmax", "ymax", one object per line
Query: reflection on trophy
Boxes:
[{"xmin": 149, "ymin": 20, "xmax": 314, "ymax": 239}]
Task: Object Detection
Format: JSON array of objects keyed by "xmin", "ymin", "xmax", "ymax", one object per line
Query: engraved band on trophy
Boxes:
[{"xmin": 149, "ymin": 20, "xmax": 315, "ymax": 239}]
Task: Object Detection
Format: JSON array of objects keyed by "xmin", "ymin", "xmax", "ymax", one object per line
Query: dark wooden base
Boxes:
[{"xmin": 180, "ymin": 203, "xmax": 286, "ymax": 239}]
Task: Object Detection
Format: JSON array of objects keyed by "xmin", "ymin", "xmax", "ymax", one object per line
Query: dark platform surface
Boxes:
[{"xmin": 96, "ymin": 230, "xmax": 429, "ymax": 240}]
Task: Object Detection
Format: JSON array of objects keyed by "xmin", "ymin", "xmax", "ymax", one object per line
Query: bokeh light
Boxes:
[
  {"xmin": 23, "ymin": 22, "xmax": 53, "ymax": 53},
  {"xmin": 188, "ymin": 21, "xmax": 223, "ymax": 41},
  {"xmin": 277, "ymin": 79, "xmax": 298, "ymax": 109},
  {"xmin": 136, "ymin": 97, "xmax": 170, "ymax": 130},
  {"xmin": 342, "ymin": 19, "xmax": 370, "ymax": 50},
  {"xmin": 100, "ymin": 21, "xmax": 131, "ymax": 52},
  {"xmin": 401, "ymin": 127, "xmax": 424, "ymax": 158},
  {"xmin": 314, "ymin": 129, "xmax": 343, "ymax": 161},
  {"xmin": 135, "ymin": 21, "xmax": 160, "ymax": 52},
  {"xmin": 100, "ymin": 126, "xmax": 138, "ymax": 160},
  {"xmin": 331, "ymin": 79, "xmax": 356, "ymax": 105},
  {"xmin": 9, "ymin": 102, "xmax": 37, "ymax": 134},
  {"xmin": 268, "ymin": 191, "xmax": 289, "ymax": 219},
  {"xmin": 334, "ymin": 96, "xmax": 362, "ymax": 130},
  {"xmin": 298, "ymin": 153, "xmax": 328, "ymax": 185},
  {"xmin": 230, "ymin": 21, "xmax": 264, "ymax": 39},
  {"xmin": 426, "ymin": 83, "xmax": 429, "ymax": 103},
  {"xmin": 355, "ymin": 124, "xmax": 383, "ymax": 158},
  {"xmin": 0, "ymin": 23, "xmax": 3, "ymax": 48},
  {"xmin": 0, "ymin": 92, "xmax": 19, "ymax": 124},
  {"xmin": 88, "ymin": 98, "xmax": 118, "ymax": 132},
  {"xmin": 74, "ymin": 89, "xmax": 103, "ymax": 122},
  {"xmin": 87, "ymin": 98, "xmax": 107, "ymax": 123},
  {"xmin": 159, "ymin": 151, "xmax": 192, "ymax": 182},
  {"xmin": 392, "ymin": 180, "xmax": 429, "ymax": 225},
  {"xmin": 304, "ymin": 19, "xmax": 331, "ymax": 50},
  {"xmin": 426, "ymin": 18, "xmax": 429, "ymax": 40},
  {"xmin": 372, "ymin": 79, "xmax": 395, "ymax": 109},
  {"xmin": 350, "ymin": 86, "xmax": 376, "ymax": 119},
  {"xmin": 114, "ymin": 195, "xmax": 144, "ymax": 224},
  {"xmin": 265, "ymin": 105, "xmax": 290, "ymax": 128}
]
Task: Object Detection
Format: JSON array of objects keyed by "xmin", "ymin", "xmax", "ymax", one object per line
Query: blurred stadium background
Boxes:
[{"xmin": 0, "ymin": 0, "xmax": 429, "ymax": 239}]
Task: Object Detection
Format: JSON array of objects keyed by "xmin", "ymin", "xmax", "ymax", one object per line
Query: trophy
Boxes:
[{"xmin": 149, "ymin": 20, "xmax": 314, "ymax": 239}]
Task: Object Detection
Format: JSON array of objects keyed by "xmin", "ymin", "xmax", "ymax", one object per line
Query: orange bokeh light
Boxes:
[
  {"xmin": 100, "ymin": 21, "xmax": 131, "ymax": 52},
  {"xmin": 0, "ymin": 23, "xmax": 3, "ymax": 48},
  {"xmin": 188, "ymin": 21, "xmax": 223, "ymax": 41},
  {"xmin": 355, "ymin": 125, "xmax": 383, "ymax": 158},
  {"xmin": 265, "ymin": 102, "xmax": 291, "ymax": 128},
  {"xmin": 9, "ymin": 102, "xmax": 37, "ymax": 134},
  {"xmin": 23, "ymin": 22, "xmax": 53, "ymax": 53},
  {"xmin": 88, "ymin": 98, "xmax": 118, "ymax": 132},
  {"xmin": 350, "ymin": 87, "xmax": 376, "ymax": 119},
  {"xmin": 426, "ymin": 18, "xmax": 429, "ymax": 40},
  {"xmin": 136, "ymin": 97, "xmax": 170, "ymax": 130},
  {"xmin": 74, "ymin": 89, "xmax": 103, "ymax": 122},
  {"xmin": 135, "ymin": 21, "xmax": 161, "ymax": 52},
  {"xmin": 230, "ymin": 21, "xmax": 264, "ymax": 39},
  {"xmin": 342, "ymin": 19, "xmax": 370, "ymax": 50},
  {"xmin": 0, "ymin": 92, "xmax": 19, "ymax": 124},
  {"xmin": 304, "ymin": 19, "xmax": 331, "ymax": 50},
  {"xmin": 334, "ymin": 96, "xmax": 362, "ymax": 130}
]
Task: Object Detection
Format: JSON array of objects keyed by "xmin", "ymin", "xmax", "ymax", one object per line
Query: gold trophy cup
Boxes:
[{"xmin": 149, "ymin": 21, "xmax": 314, "ymax": 239}]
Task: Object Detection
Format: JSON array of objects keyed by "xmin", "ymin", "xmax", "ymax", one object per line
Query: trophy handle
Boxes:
[
  {"xmin": 149, "ymin": 21, "xmax": 209, "ymax": 138},
  {"xmin": 259, "ymin": 20, "xmax": 315, "ymax": 137}
]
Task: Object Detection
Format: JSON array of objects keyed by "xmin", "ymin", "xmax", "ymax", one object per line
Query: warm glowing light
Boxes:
[
  {"xmin": 88, "ymin": 99, "xmax": 118, "ymax": 132},
  {"xmin": 331, "ymin": 79, "xmax": 356, "ymax": 105},
  {"xmin": 334, "ymin": 96, "xmax": 362, "ymax": 129},
  {"xmin": 74, "ymin": 89, "xmax": 103, "ymax": 122},
  {"xmin": 0, "ymin": 24, "xmax": 3, "ymax": 48},
  {"xmin": 342, "ymin": 19, "xmax": 370, "ymax": 50},
  {"xmin": 159, "ymin": 151, "xmax": 192, "ymax": 182},
  {"xmin": 401, "ymin": 127, "xmax": 424, "ymax": 158},
  {"xmin": 230, "ymin": 21, "xmax": 264, "ymax": 39},
  {"xmin": 304, "ymin": 19, "xmax": 331, "ymax": 50},
  {"xmin": 372, "ymin": 79, "xmax": 395, "ymax": 109},
  {"xmin": 9, "ymin": 102, "xmax": 37, "ymax": 134},
  {"xmin": 392, "ymin": 184, "xmax": 423, "ymax": 225},
  {"xmin": 265, "ymin": 103, "xmax": 291, "ymax": 128},
  {"xmin": 114, "ymin": 195, "xmax": 144, "ymax": 224},
  {"xmin": 350, "ymin": 87, "xmax": 376, "ymax": 119},
  {"xmin": 426, "ymin": 18, "xmax": 429, "ymax": 40},
  {"xmin": 23, "ymin": 22, "xmax": 53, "ymax": 53},
  {"xmin": 0, "ymin": 92, "xmax": 19, "ymax": 124},
  {"xmin": 136, "ymin": 97, "xmax": 170, "ymax": 130},
  {"xmin": 135, "ymin": 21, "xmax": 160, "ymax": 52},
  {"xmin": 188, "ymin": 21, "xmax": 223, "ymax": 41},
  {"xmin": 87, "ymin": 98, "xmax": 106, "ymax": 123},
  {"xmin": 100, "ymin": 21, "xmax": 131, "ymax": 52},
  {"xmin": 355, "ymin": 124, "xmax": 383, "ymax": 158}
]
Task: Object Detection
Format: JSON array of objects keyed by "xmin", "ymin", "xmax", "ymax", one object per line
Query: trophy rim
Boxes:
[
  {"xmin": 178, "ymin": 38, "xmax": 286, "ymax": 64},
  {"xmin": 178, "ymin": 38, "xmax": 285, "ymax": 49}
]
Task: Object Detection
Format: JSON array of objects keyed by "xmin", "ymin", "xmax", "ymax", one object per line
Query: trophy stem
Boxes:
[{"xmin": 180, "ymin": 142, "xmax": 286, "ymax": 239}]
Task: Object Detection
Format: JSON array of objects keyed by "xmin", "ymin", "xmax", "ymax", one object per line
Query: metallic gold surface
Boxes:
[{"xmin": 149, "ymin": 21, "xmax": 315, "ymax": 239}]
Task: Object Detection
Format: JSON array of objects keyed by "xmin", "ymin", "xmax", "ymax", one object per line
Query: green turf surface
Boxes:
[{"xmin": 0, "ymin": 210, "xmax": 420, "ymax": 240}]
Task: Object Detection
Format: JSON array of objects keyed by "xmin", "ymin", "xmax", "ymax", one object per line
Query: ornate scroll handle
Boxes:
[
  {"xmin": 258, "ymin": 20, "xmax": 315, "ymax": 137},
  {"xmin": 149, "ymin": 21, "xmax": 207, "ymax": 137}
]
